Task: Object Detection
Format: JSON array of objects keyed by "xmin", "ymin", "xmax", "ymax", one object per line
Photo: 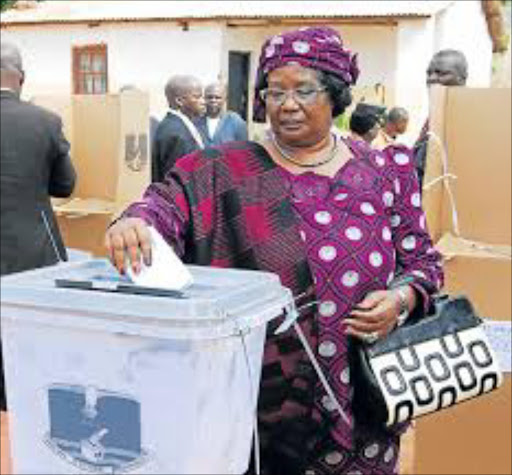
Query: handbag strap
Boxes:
[{"xmin": 292, "ymin": 321, "xmax": 353, "ymax": 428}]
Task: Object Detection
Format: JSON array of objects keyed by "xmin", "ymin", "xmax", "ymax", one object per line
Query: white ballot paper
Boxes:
[
  {"xmin": 483, "ymin": 319, "xmax": 512, "ymax": 373},
  {"xmin": 126, "ymin": 226, "xmax": 193, "ymax": 291}
]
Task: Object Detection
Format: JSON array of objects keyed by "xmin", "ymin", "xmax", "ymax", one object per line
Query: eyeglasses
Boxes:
[{"xmin": 260, "ymin": 86, "xmax": 326, "ymax": 106}]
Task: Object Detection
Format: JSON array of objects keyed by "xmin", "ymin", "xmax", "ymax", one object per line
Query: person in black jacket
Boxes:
[
  {"xmin": 151, "ymin": 75, "xmax": 205, "ymax": 182},
  {"xmin": 0, "ymin": 41, "xmax": 76, "ymax": 412}
]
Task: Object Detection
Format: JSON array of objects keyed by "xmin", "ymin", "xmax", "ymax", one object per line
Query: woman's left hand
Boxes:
[{"xmin": 344, "ymin": 287, "xmax": 414, "ymax": 343}]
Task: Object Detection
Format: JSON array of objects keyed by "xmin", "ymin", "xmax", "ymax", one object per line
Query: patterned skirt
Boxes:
[
  {"xmin": 303, "ymin": 431, "xmax": 400, "ymax": 475},
  {"xmin": 247, "ymin": 424, "xmax": 401, "ymax": 475}
]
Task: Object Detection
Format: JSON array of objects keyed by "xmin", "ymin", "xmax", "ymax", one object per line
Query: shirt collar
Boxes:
[{"xmin": 168, "ymin": 108, "xmax": 204, "ymax": 149}]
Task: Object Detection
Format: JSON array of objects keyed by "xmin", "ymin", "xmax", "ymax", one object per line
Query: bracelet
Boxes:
[{"xmin": 395, "ymin": 287, "xmax": 410, "ymax": 327}]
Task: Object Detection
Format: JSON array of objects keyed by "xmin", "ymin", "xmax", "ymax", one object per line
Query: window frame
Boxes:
[{"xmin": 72, "ymin": 44, "xmax": 108, "ymax": 95}]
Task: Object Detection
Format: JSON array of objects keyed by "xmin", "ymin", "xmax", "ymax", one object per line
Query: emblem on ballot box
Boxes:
[
  {"xmin": 44, "ymin": 384, "xmax": 148, "ymax": 473},
  {"xmin": 125, "ymin": 133, "xmax": 148, "ymax": 172}
]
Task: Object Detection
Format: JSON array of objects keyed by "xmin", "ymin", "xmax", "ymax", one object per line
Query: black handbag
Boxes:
[{"xmin": 349, "ymin": 294, "xmax": 503, "ymax": 430}]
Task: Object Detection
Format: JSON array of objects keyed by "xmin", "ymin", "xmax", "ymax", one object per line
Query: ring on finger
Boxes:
[{"xmin": 363, "ymin": 331, "xmax": 379, "ymax": 344}]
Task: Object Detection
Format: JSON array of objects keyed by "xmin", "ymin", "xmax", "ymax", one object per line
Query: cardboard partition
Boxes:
[
  {"xmin": 57, "ymin": 213, "xmax": 116, "ymax": 257},
  {"xmin": 0, "ymin": 411, "xmax": 11, "ymax": 475},
  {"xmin": 436, "ymin": 233, "xmax": 512, "ymax": 320},
  {"xmin": 414, "ymin": 375, "xmax": 512, "ymax": 475},
  {"xmin": 413, "ymin": 232, "xmax": 512, "ymax": 474},
  {"xmin": 418, "ymin": 86, "xmax": 511, "ymax": 475},
  {"xmin": 32, "ymin": 91, "xmax": 150, "ymax": 204},
  {"xmin": 54, "ymin": 198, "xmax": 121, "ymax": 257},
  {"xmin": 421, "ymin": 85, "xmax": 448, "ymax": 244},
  {"xmin": 422, "ymin": 87, "xmax": 512, "ymax": 245},
  {"xmin": 33, "ymin": 91, "xmax": 151, "ymax": 256},
  {"xmin": 398, "ymin": 426, "xmax": 416, "ymax": 475},
  {"xmin": 29, "ymin": 94, "xmax": 74, "ymax": 148},
  {"xmin": 71, "ymin": 91, "xmax": 150, "ymax": 205}
]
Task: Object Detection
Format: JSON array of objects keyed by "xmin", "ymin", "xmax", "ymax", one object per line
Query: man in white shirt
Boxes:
[
  {"xmin": 151, "ymin": 75, "xmax": 205, "ymax": 182},
  {"xmin": 197, "ymin": 82, "xmax": 248, "ymax": 146}
]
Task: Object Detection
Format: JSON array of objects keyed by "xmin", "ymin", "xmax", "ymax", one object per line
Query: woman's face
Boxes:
[{"xmin": 265, "ymin": 64, "xmax": 333, "ymax": 147}]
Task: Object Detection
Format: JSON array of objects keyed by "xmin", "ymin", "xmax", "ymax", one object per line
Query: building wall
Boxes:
[
  {"xmin": 2, "ymin": 22, "xmax": 224, "ymax": 118},
  {"xmin": 394, "ymin": 18, "xmax": 435, "ymax": 145},
  {"xmin": 222, "ymin": 22, "xmax": 398, "ymax": 138},
  {"xmin": 220, "ymin": 11, "xmax": 493, "ymax": 144},
  {"xmin": 393, "ymin": 1, "xmax": 494, "ymax": 145},
  {"xmin": 2, "ymin": 10, "xmax": 493, "ymax": 144},
  {"xmin": 434, "ymin": 0, "xmax": 493, "ymax": 87}
]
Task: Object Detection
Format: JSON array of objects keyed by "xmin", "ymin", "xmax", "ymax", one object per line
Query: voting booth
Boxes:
[{"xmin": 417, "ymin": 86, "xmax": 511, "ymax": 475}]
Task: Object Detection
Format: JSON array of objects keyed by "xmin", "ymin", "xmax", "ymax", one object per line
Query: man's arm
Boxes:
[
  {"xmin": 232, "ymin": 113, "xmax": 248, "ymax": 141},
  {"xmin": 48, "ymin": 117, "xmax": 76, "ymax": 198}
]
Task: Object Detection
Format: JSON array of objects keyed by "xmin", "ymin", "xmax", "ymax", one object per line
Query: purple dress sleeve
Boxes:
[
  {"xmin": 381, "ymin": 144, "xmax": 444, "ymax": 312},
  {"xmin": 121, "ymin": 174, "xmax": 191, "ymax": 258}
]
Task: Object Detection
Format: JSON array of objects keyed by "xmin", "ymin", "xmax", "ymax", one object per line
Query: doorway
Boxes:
[{"xmin": 227, "ymin": 52, "xmax": 250, "ymax": 121}]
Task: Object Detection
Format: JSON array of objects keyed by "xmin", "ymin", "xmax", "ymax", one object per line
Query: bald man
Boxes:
[
  {"xmin": 1, "ymin": 41, "xmax": 76, "ymax": 412},
  {"xmin": 426, "ymin": 49, "xmax": 468, "ymax": 87},
  {"xmin": 414, "ymin": 49, "xmax": 468, "ymax": 188},
  {"xmin": 196, "ymin": 82, "xmax": 248, "ymax": 146},
  {"xmin": 375, "ymin": 107, "xmax": 409, "ymax": 150},
  {"xmin": 151, "ymin": 75, "xmax": 205, "ymax": 182}
]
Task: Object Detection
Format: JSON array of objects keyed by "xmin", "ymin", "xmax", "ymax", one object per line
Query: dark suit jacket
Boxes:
[
  {"xmin": 0, "ymin": 89, "xmax": 76, "ymax": 409},
  {"xmin": 151, "ymin": 111, "xmax": 201, "ymax": 182},
  {"xmin": 196, "ymin": 111, "xmax": 248, "ymax": 147},
  {"xmin": 413, "ymin": 119, "xmax": 429, "ymax": 190},
  {"xmin": 0, "ymin": 89, "xmax": 76, "ymax": 275}
]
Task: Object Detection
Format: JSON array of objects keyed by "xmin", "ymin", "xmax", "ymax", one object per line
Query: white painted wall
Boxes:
[
  {"xmin": 434, "ymin": 0, "xmax": 493, "ymax": 87},
  {"xmin": 393, "ymin": 1, "xmax": 494, "ymax": 145},
  {"xmin": 222, "ymin": 23, "xmax": 397, "ymax": 85},
  {"xmin": 222, "ymin": 23, "xmax": 398, "ymax": 138},
  {"xmin": 2, "ymin": 8, "xmax": 492, "ymax": 144},
  {"xmin": 3, "ymin": 20, "xmax": 398, "ymax": 132},
  {"xmin": 2, "ymin": 22, "xmax": 223, "ymax": 118},
  {"xmin": 394, "ymin": 18, "xmax": 435, "ymax": 145}
]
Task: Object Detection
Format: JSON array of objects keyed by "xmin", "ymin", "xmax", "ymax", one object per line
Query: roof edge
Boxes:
[{"xmin": 0, "ymin": 13, "xmax": 429, "ymax": 27}]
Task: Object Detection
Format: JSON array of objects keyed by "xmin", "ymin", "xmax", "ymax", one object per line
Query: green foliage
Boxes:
[
  {"xmin": 1, "ymin": 0, "xmax": 44, "ymax": 12},
  {"xmin": 334, "ymin": 112, "xmax": 350, "ymax": 132},
  {"xmin": 1, "ymin": 0, "xmax": 18, "ymax": 12}
]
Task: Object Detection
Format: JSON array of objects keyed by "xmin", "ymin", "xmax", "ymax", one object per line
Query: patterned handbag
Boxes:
[{"xmin": 349, "ymin": 294, "xmax": 503, "ymax": 430}]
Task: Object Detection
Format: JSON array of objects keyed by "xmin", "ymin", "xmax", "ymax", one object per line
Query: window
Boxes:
[{"xmin": 73, "ymin": 44, "xmax": 108, "ymax": 94}]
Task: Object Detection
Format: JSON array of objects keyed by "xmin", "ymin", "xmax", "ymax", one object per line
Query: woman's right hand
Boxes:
[{"xmin": 104, "ymin": 217, "xmax": 152, "ymax": 275}]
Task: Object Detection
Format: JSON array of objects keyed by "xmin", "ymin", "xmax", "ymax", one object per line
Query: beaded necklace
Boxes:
[{"xmin": 271, "ymin": 132, "xmax": 339, "ymax": 168}]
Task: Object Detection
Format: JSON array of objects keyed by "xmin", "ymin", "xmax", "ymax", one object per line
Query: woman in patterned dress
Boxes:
[{"xmin": 105, "ymin": 26, "xmax": 443, "ymax": 475}]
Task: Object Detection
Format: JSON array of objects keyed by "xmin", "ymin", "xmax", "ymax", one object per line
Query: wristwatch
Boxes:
[{"xmin": 395, "ymin": 287, "xmax": 410, "ymax": 327}]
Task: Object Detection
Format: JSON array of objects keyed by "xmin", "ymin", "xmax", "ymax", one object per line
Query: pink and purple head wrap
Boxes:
[{"xmin": 253, "ymin": 26, "xmax": 359, "ymax": 122}]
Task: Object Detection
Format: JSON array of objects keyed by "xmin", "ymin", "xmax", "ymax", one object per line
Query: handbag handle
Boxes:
[{"xmin": 292, "ymin": 320, "xmax": 352, "ymax": 428}]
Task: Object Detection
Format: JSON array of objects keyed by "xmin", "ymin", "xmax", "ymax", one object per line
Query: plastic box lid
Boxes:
[{"xmin": 0, "ymin": 259, "xmax": 294, "ymax": 339}]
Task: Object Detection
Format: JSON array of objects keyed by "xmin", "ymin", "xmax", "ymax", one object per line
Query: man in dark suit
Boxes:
[
  {"xmin": 0, "ymin": 41, "xmax": 76, "ymax": 413},
  {"xmin": 196, "ymin": 82, "xmax": 248, "ymax": 146},
  {"xmin": 151, "ymin": 75, "xmax": 205, "ymax": 182}
]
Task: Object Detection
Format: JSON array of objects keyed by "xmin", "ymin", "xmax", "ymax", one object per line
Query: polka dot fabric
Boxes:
[
  {"xmin": 125, "ymin": 140, "xmax": 443, "ymax": 474},
  {"xmin": 279, "ymin": 139, "xmax": 443, "ymax": 473}
]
